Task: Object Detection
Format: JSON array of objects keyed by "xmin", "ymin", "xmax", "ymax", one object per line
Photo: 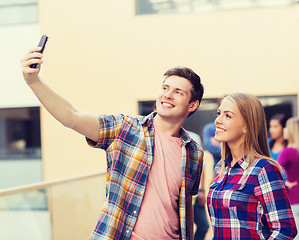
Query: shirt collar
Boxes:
[
  {"xmin": 140, "ymin": 111, "xmax": 156, "ymax": 126},
  {"xmin": 224, "ymin": 154, "xmax": 249, "ymax": 170},
  {"xmin": 180, "ymin": 128, "xmax": 193, "ymax": 144}
]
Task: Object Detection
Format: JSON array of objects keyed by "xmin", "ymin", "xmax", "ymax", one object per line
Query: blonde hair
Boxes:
[
  {"xmin": 219, "ymin": 92, "xmax": 281, "ymax": 175},
  {"xmin": 285, "ymin": 117, "xmax": 299, "ymax": 150}
]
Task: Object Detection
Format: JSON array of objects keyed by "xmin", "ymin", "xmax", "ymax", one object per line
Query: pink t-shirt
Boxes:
[{"xmin": 130, "ymin": 125, "xmax": 183, "ymax": 240}]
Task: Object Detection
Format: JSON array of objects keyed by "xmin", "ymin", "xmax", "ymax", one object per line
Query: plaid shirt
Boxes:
[
  {"xmin": 207, "ymin": 155, "xmax": 297, "ymax": 240},
  {"xmin": 87, "ymin": 112, "xmax": 203, "ymax": 240}
]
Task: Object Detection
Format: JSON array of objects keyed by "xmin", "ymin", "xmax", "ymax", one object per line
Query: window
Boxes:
[
  {"xmin": 0, "ymin": 107, "xmax": 41, "ymax": 160},
  {"xmin": 138, "ymin": 94, "xmax": 298, "ymax": 138},
  {"xmin": 136, "ymin": 0, "xmax": 295, "ymax": 15},
  {"xmin": 259, "ymin": 95, "xmax": 297, "ymax": 129},
  {"xmin": 0, "ymin": 0, "xmax": 38, "ymax": 25}
]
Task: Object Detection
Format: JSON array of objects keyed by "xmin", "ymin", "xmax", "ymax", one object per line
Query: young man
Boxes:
[{"xmin": 21, "ymin": 48, "xmax": 204, "ymax": 240}]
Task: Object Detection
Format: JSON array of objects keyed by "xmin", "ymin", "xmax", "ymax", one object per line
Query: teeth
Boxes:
[
  {"xmin": 162, "ymin": 102, "xmax": 173, "ymax": 107},
  {"xmin": 216, "ymin": 128, "xmax": 225, "ymax": 132}
]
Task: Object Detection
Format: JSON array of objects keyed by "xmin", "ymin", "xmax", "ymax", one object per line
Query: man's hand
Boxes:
[{"xmin": 21, "ymin": 47, "xmax": 43, "ymax": 85}]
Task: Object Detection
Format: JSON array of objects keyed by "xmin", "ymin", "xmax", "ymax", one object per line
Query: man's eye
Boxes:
[{"xmin": 226, "ymin": 114, "xmax": 231, "ymax": 118}]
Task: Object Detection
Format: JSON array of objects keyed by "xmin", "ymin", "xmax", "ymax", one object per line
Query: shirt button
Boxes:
[
  {"xmin": 126, "ymin": 230, "xmax": 129, "ymax": 233},
  {"xmin": 133, "ymin": 211, "xmax": 137, "ymax": 214}
]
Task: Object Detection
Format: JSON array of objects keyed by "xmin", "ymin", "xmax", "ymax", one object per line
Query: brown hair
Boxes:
[
  {"xmin": 219, "ymin": 92, "xmax": 282, "ymax": 175},
  {"xmin": 285, "ymin": 117, "xmax": 299, "ymax": 150},
  {"xmin": 163, "ymin": 66, "xmax": 204, "ymax": 116}
]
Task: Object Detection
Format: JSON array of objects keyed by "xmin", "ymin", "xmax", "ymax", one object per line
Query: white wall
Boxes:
[{"xmin": 0, "ymin": 24, "xmax": 41, "ymax": 108}]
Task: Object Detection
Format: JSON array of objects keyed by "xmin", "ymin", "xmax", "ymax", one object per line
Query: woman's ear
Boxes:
[{"xmin": 243, "ymin": 125, "xmax": 247, "ymax": 134}]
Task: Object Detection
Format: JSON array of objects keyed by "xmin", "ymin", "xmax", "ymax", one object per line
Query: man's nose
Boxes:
[{"xmin": 164, "ymin": 90, "xmax": 174, "ymax": 99}]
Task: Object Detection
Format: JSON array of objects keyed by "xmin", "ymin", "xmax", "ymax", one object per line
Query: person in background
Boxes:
[
  {"xmin": 202, "ymin": 98, "xmax": 223, "ymax": 170},
  {"xmin": 269, "ymin": 113, "xmax": 288, "ymax": 160},
  {"xmin": 193, "ymin": 169, "xmax": 209, "ymax": 240},
  {"xmin": 207, "ymin": 92, "xmax": 297, "ymax": 239},
  {"xmin": 21, "ymin": 48, "xmax": 204, "ymax": 240},
  {"xmin": 188, "ymin": 131, "xmax": 209, "ymax": 240},
  {"xmin": 203, "ymin": 121, "xmax": 221, "ymax": 169},
  {"xmin": 277, "ymin": 117, "xmax": 299, "ymax": 239}
]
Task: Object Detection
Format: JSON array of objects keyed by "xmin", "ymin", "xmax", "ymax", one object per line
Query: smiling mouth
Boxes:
[
  {"xmin": 161, "ymin": 102, "xmax": 175, "ymax": 108},
  {"xmin": 216, "ymin": 127, "xmax": 226, "ymax": 133}
]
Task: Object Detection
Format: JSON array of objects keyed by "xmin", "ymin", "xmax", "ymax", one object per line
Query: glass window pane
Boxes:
[
  {"xmin": 0, "ymin": 107, "xmax": 41, "ymax": 160},
  {"xmin": 0, "ymin": 3, "xmax": 37, "ymax": 25},
  {"xmin": 136, "ymin": 0, "xmax": 295, "ymax": 15},
  {"xmin": 0, "ymin": 0, "xmax": 36, "ymax": 5}
]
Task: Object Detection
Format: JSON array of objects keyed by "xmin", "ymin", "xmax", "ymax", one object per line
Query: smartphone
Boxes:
[{"xmin": 30, "ymin": 35, "xmax": 49, "ymax": 69}]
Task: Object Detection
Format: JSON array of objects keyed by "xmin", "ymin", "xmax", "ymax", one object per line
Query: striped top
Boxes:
[
  {"xmin": 207, "ymin": 155, "xmax": 297, "ymax": 240},
  {"xmin": 86, "ymin": 112, "xmax": 203, "ymax": 240}
]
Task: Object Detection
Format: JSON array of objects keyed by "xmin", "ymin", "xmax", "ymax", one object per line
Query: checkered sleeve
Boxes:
[
  {"xmin": 254, "ymin": 162, "xmax": 297, "ymax": 240},
  {"xmin": 86, "ymin": 114, "xmax": 125, "ymax": 150}
]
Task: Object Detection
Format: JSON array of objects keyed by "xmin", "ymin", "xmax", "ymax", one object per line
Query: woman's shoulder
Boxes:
[
  {"xmin": 251, "ymin": 158, "xmax": 281, "ymax": 174},
  {"xmin": 246, "ymin": 159, "xmax": 284, "ymax": 188},
  {"xmin": 252, "ymin": 158, "xmax": 271, "ymax": 167}
]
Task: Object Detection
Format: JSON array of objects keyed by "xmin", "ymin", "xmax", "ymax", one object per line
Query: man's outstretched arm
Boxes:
[{"xmin": 21, "ymin": 48, "xmax": 100, "ymax": 142}]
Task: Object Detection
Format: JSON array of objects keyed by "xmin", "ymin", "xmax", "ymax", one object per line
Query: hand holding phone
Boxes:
[{"xmin": 30, "ymin": 35, "xmax": 49, "ymax": 69}]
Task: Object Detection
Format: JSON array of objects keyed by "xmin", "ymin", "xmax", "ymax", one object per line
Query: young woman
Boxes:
[
  {"xmin": 207, "ymin": 93, "xmax": 297, "ymax": 239},
  {"xmin": 269, "ymin": 113, "xmax": 288, "ymax": 160},
  {"xmin": 277, "ymin": 117, "xmax": 299, "ymax": 240}
]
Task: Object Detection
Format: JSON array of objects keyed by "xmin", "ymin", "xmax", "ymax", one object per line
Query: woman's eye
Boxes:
[{"xmin": 226, "ymin": 114, "xmax": 231, "ymax": 118}]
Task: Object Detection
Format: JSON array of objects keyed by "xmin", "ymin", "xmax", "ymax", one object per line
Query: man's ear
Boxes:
[{"xmin": 189, "ymin": 100, "xmax": 199, "ymax": 112}]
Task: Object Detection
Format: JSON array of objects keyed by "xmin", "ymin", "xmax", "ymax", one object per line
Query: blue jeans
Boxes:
[{"xmin": 194, "ymin": 199, "xmax": 210, "ymax": 240}]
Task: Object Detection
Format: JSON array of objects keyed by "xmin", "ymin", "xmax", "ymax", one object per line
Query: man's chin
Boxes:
[
  {"xmin": 156, "ymin": 111, "xmax": 173, "ymax": 118},
  {"xmin": 157, "ymin": 112, "xmax": 170, "ymax": 117}
]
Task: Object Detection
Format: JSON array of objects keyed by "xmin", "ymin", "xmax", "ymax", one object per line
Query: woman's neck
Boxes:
[{"xmin": 229, "ymin": 142, "xmax": 246, "ymax": 166}]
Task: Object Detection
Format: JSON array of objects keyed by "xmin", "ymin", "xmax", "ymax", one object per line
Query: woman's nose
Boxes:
[{"xmin": 215, "ymin": 115, "xmax": 221, "ymax": 125}]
